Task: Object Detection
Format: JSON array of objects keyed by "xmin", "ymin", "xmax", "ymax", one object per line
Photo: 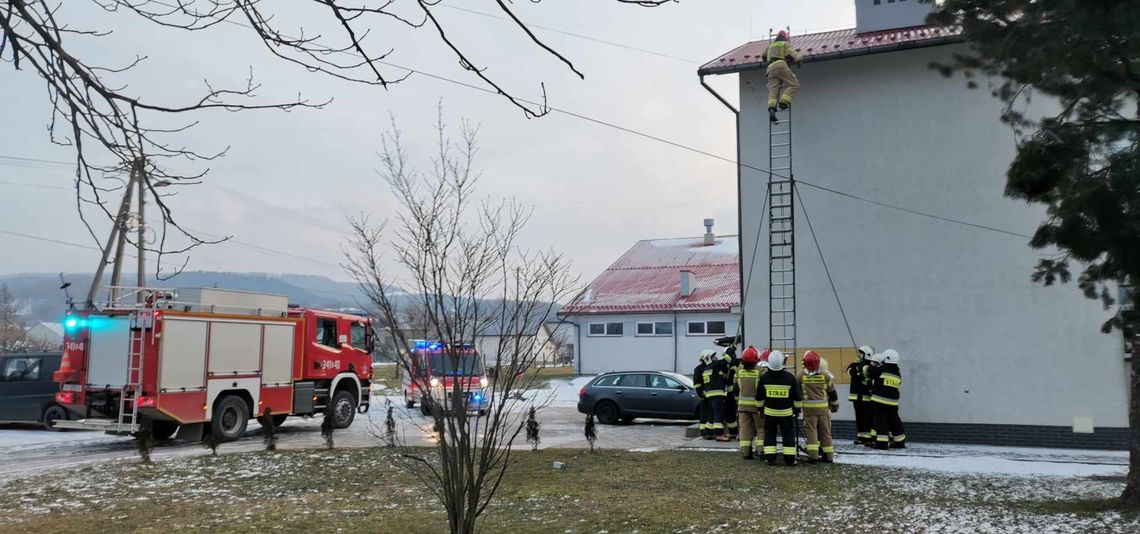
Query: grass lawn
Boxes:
[{"xmin": 1, "ymin": 448, "xmax": 1135, "ymax": 533}]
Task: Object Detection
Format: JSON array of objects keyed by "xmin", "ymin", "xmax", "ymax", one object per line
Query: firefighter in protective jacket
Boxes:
[
  {"xmin": 866, "ymin": 349, "xmax": 906, "ymax": 450},
  {"xmin": 847, "ymin": 345, "xmax": 875, "ymax": 444},
  {"xmin": 762, "ymin": 29, "xmax": 803, "ymax": 123},
  {"xmin": 701, "ymin": 349, "xmax": 731, "ymax": 441},
  {"xmin": 722, "ymin": 347, "xmax": 740, "ymax": 439},
  {"xmin": 733, "ymin": 346, "xmax": 763, "ymax": 459},
  {"xmin": 756, "ymin": 350, "xmax": 802, "ymax": 466},
  {"xmin": 693, "ymin": 353, "xmax": 712, "ymax": 439},
  {"xmin": 798, "ymin": 351, "xmax": 839, "ymax": 463}
]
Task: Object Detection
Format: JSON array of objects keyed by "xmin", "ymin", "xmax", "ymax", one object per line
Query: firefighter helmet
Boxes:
[
  {"xmin": 857, "ymin": 345, "xmax": 874, "ymax": 361},
  {"xmin": 741, "ymin": 346, "xmax": 760, "ymax": 365},
  {"xmin": 776, "ymin": 29, "xmax": 789, "ymax": 40},
  {"xmin": 882, "ymin": 349, "xmax": 900, "ymax": 365},
  {"xmin": 699, "ymin": 349, "xmax": 716, "ymax": 363},
  {"xmin": 768, "ymin": 350, "xmax": 786, "ymax": 371},
  {"xmin": 870, "ymin": 352, "xmax": 886, "ymax": 365},
  {"xmin": 759, "ymin": 349, "xmax": 772, "ymax": 368},
  {"xmin": 803, "ymin": 350, "xmax": 821, "ymax": 372}
]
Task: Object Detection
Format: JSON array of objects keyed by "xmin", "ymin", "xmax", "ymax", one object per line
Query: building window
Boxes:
[
  {"xmin": 588, "ymin": 322, "xmax": 623, "ymax": 337},
  {"xmin": 687, "ymin": 320, "xmax": 727, "ymax": 336},
  {"xmin": 636, "ymin": 321, "xmax": 673, "ymax": 336}
]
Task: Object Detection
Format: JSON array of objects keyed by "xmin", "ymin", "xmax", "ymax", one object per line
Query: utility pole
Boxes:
[
  {"xmin": 85, "ymin": 168, "xmax": 137, "ymax": 308},
  {"xmin": 136, "ymin": 160, "xmax": 146, "ymax": 302}
]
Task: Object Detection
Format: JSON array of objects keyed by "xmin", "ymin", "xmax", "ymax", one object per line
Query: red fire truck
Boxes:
[
  {"xmin": 52, "ymin": 287, "xmax": 374, "ymax": 442},
  {"xmin": 402, "ymin": 340, "xmax": 488, "ymax": 416}
]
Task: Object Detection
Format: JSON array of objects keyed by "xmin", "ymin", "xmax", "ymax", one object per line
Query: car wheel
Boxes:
[
  {"xmin": 42, "ymin": 405, "xmax": 68, "ymax": 431},
  {"xmin": 151, "ymin": 420, "xmax": 179, "ymax": 440},
  {"xmin": 594, "ymin": 401, "xmax": 620, "ymax": 425},
  {"xmin": 621, "ymin": 416, "xmax": 635, "ymax": 425},
  {"xmin": 331, "ymin": 390, "xmax": 357, "ymax": 429},
  {"xmin": 211, "ymin": 395, "xmax": 249, "ymax": 443}
]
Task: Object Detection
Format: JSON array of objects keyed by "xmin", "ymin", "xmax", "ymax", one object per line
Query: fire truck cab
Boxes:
[
  {"xmin": 402, "ymin": 340, "xmax": 488, "ymax": 417},
  {"xmin": 52, "ymin": 287, "xmax": 374, "ymax": 442}
]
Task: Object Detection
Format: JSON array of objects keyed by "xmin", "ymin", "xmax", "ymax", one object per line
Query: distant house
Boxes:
[
  {"xmin": 475, "ymin": 312, "xmax": 563, "ymax": 370},
  {"xmin": 25, "ymin": 322, "xmax": 63, "ymax": 348},
  {"xmin": 559, "ymin": 221, "xmax": 740, "ymax": 375}
]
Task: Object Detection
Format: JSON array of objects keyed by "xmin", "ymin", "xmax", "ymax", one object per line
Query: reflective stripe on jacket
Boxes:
[{"xmin": 735, "ymin": 367, "xmax": 761, "ymax": 411}]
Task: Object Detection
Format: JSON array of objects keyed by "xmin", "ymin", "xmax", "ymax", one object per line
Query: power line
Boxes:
[
  {"xmin": 440, "ymin": 5, "xmax": 701, "ymax": 64},
  {"xmin": 3, "ymin": 4, "xmax": 1032, "ymax": 242}
]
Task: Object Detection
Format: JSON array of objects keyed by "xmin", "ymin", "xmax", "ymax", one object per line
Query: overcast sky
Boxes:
[{"xmin": 0, "ymin": 0, "xmax": 855, "ymax": 284}]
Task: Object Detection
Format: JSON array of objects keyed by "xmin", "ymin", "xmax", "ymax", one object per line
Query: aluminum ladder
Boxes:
[
  {"xmin": 768, "ymin": 106, "xmax": 796, "ymax": 365},
  {"xmin": 115, "ymin": 309, "xmax": 149, "ymax": 433}
]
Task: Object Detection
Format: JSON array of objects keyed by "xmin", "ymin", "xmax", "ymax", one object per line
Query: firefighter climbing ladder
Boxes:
[{"xmin": 768, "ymin": 106, "xmax": 796, "ymax": 362}]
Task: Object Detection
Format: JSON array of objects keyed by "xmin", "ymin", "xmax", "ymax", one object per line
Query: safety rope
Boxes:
[
  {"xmin": 794, "ymin": 182, "xmax": 858, "ymax": 348},
  {"xmin": 731, "ymin": 186, "xmax": 771, "ymax": 345}
]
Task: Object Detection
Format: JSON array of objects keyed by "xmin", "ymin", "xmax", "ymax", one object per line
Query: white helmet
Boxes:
[
  {"xmin": 699, "ymin": 349, "xmax": 717, "ymax": 364},
  {"xmin": 857, "ymin": 345, "xmax": 875, "ymax": 361},
  {"xmin": 767, "ymin": 350, "xmax": 786, "ymax": 371},
  {"xmin": 870, "ymin": 352, "xmax": 886, "ymax": 364},
  {"xmin": 882, "ymin": 349, "xmax": 900, "ymax": 365}
]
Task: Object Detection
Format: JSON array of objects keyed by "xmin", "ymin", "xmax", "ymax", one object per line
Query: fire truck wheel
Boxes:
[
  {"xmin": 271, "ymin": 414, "xmax": 288, "ymax": 427},
  {"xmin": 420, "ymin": 399, "xmax": 433, "ymax": 417},
  {"xmin": 331, "ymin": 390, "xmax": 357, "ymax": 429},
  {"xmin": 151, "ymin": 421, "xmax": 179, "ymax": 440},
  {"xmin": 212, "ymin": 395, "xmax": 250, "ymax": 442},
  {"xmin": 405, "ymin": 398, "xmax": 415, "ymax": 409},
  {"xmin": 42, "ymin": 405, "xmax": 68, "ymax": 431}
]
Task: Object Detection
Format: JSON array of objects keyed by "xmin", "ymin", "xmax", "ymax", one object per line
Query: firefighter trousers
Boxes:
[
  {"xmin": 763, "ymin": 415, "xmax": 797, "ymax": 465},
  {"xmin": 698, "ymin": 398, "xmax": 711, "ymax": 436},
  {"xmin": 853, "ymin": 398, "xmax": 873, "ymax": 441},
  {"xmin": 873, "ymin": 402, "xmax": 906, "ymax": 449},
  {"xmin": 708, "ymin": 396, "xmax": 726, "ymax": 436},
  {"xmin": 737, "ymin": 411, "xmax": 763, "ymax": 457},
  {"xmin": 766, "ymin": 60, "xmax": 800, "ymax": 108},
  {"xmin": 724, "ymin": 394, "xmax": 739, "ymax": 437},
  {"xmin": 803, "ymin": 409, "xmax": 833, "ymax": 461}
]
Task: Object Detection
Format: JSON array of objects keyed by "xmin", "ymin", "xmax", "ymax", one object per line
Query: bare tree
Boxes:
[
  {"xmin": 344, "ymin": 109, "xmax": 578, "ymax": 534},
  {"xmin": 2, "ymin": 0, "xmax": 672, "ymax": 273}
]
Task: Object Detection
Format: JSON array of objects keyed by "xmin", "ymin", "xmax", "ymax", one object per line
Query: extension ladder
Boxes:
[{"xmin": 768, "ymin": 106, "xmax": 796, "ymax": 365}]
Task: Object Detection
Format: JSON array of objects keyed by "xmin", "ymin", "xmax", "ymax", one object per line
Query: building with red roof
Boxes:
[
  {"xmin": 695, "ymin": 0, "xmax": 1128, "ymax": 449},
  {"xmin": 558, "ymin": 220, "xmax": 740, "ymax": 374}
]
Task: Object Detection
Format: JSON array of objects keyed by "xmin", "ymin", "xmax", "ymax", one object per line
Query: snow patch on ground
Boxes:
[{"xmin": 840, "ymin": 451, "xmax": 1127, "ymax": 478}]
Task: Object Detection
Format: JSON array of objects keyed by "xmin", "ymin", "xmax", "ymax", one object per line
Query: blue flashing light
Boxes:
[
  {"xmin": 63, "ymin": 316, "xmax": 88, "ymax": 332},
  {"xmin": 64, "ymin": 317, "xmax": 78, "ymax": 329},
  {"xmin": 472, "ymin": 392, "xmax": 484, "ymax": 404}
]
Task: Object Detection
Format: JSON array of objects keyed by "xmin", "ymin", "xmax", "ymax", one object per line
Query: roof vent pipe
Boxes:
[
  {"xmin": 680, "ymin": 270, "xmax": 694, "ymax": 298},
  {"xmin": 703, "ymin": 218, "xmax": 715, "ymax": 246}
]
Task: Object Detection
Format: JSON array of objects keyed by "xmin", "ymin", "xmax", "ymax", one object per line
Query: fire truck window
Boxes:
[
  {"xmin": 315, "ymin": 319, "xmax": 339, "ymax": 348},
  {"xmin": 350, "ymin": 323, "xmax": 367, "ymax": 349},
  {"xmin": 2, "ymin": 357, "xmax": 41, "ymax": 381}
]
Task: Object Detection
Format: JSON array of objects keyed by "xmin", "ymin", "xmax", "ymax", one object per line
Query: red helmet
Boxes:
[
  {"xmin": 760, "ymin": 349, "xmax": 772, "ymax": 362},
  {"xmin": 741, "ymin": 346, "xmax": 760, "ymax": 364},
  {"xmin": 803, "ymin": 350, "xmax": 821, "ymax": 372},
  {"xmin": 776, "ymin": 30, "xmax": 789, "ymax": 40}
]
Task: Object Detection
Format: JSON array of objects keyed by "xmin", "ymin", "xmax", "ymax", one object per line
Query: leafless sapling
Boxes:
[
  {"xmin": 344, "ymin": 108, "xmax": 579, "ymax": 534},
  {"xmin": 258, "ymin": 408, "xmax": 278, "ymax": 452}
]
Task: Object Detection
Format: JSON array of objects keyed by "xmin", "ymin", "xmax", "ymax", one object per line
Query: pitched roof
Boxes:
[
  {"xmin": 559, "ymin": 236, "xmax": 739, "ymax": 315},
  {"xmin": 698, "ymin": 25, "xmax": 964, "ymax": 76}
]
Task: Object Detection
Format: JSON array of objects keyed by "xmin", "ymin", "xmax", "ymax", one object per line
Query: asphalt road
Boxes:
[{"xmin": 0, "ymin": 400, "xmax": 694, "ymax": 481}]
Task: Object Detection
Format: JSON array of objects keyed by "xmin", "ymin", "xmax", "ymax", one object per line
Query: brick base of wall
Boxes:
[{"xmin": 830, "ymin": 420, "xmax": 1128, "ymax": 451}]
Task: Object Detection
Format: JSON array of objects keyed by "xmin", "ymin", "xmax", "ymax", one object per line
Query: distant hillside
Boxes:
[{"xmin": 0, "ymin": 272, "xmax": 384, "ymax": 322}]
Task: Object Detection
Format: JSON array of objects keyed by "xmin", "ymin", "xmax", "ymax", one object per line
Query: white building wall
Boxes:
[
  {"xmin": 575, "ymin": 312, "xmax": 739, "ymax": 375},
  {"xmin": 738, "ymin": 44, "xmax": 1128, "ymax": 429}
]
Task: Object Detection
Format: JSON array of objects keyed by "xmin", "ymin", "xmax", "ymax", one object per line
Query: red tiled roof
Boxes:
[
  {"xmin": 698, "ymin": 25, "xmax": 964, "ymax": 76},
  {"xmin": 559, "ymin": 237, "xmax": 740, "ymax": 315}
]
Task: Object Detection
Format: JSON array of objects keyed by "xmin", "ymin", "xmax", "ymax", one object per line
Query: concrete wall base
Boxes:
[{"xmin": 830, "ymin": 420, "xmax": 1128, "ymax": 451}]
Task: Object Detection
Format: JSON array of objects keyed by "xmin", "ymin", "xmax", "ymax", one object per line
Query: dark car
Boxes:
[
  {"xmin": 0, "ymin": 352, "xmax": 69, "ymax": 429},
  {"xmin": 577, "ymin": 371, "xmax": 700, "ymax": 425}
]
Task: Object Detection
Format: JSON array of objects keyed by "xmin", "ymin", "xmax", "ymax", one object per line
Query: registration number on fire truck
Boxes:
[{"xmin": 316, "ymin": 360, "xmax": 342, "ymax": 370}]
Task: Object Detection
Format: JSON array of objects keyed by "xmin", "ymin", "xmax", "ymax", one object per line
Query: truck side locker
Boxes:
[{"xmin": 293, "ymin": 381, "xmax": 315, "ymax": 414}]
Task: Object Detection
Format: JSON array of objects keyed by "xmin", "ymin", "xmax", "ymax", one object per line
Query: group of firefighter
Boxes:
[{"xmin": 693, "ymin": 345, "xmax": 905, "ymax": 465}]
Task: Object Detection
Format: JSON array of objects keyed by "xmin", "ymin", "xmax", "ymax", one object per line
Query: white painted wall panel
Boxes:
[
  {"xmin": 159, "ymin": 319, "xmax": 207, "ymax": 391},
  {"xmin": 737, "ymin": 44, "xmax": 1127, "ymax": 428},
  {"xmin": 576, "ymin": 312, "xmax": 739, "ymax": 375}
]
